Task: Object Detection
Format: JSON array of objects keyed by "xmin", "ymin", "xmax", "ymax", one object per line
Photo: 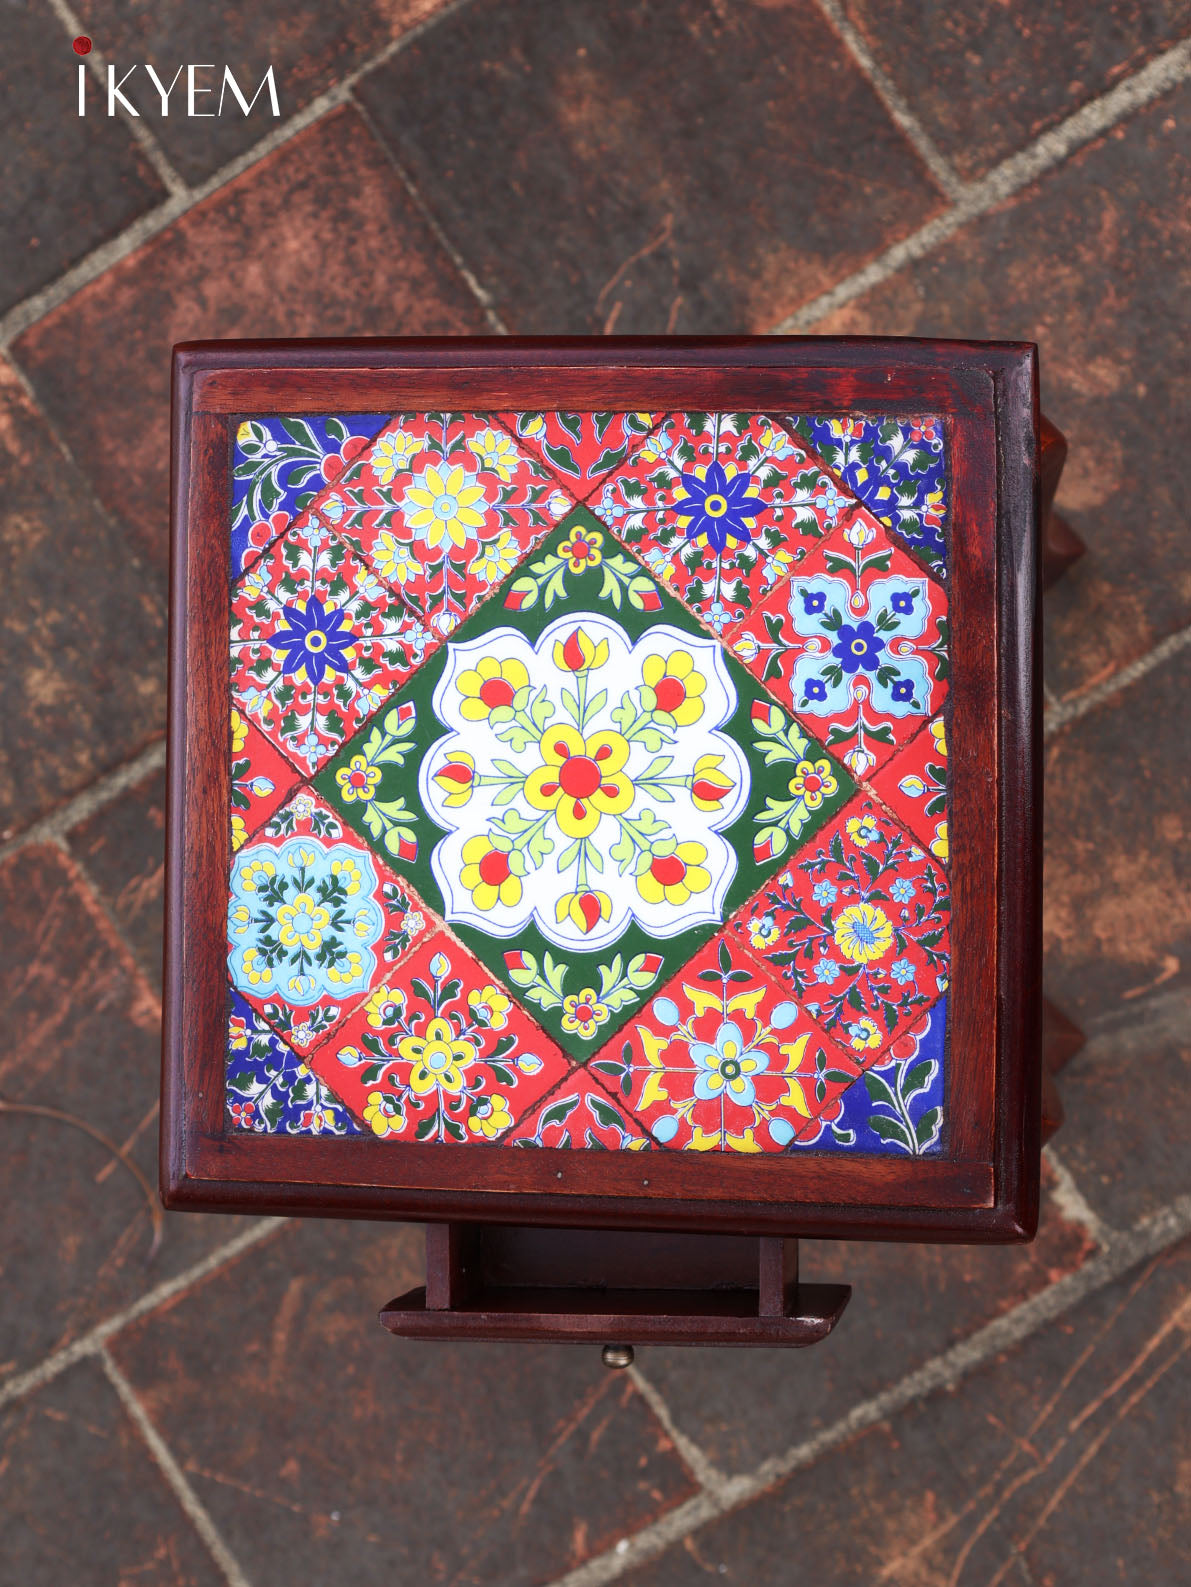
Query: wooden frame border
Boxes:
[{"xmin": 162, "ymin": 337, "xmax": 1041, "ymax": 1243}]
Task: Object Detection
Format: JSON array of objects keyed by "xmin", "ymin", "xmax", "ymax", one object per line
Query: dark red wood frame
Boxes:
[{"xmin": 162, "ymin": 337, "xmax": 1042, "ymax": 1244}]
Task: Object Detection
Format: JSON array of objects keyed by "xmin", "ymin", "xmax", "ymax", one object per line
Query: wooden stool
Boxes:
[{"xmin": 164, "ymin": 338, "xmax": 1069, "ymax": 1351}]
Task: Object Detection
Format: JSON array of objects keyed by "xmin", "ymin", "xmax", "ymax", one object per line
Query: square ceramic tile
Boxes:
[
  {"xmin": 869, "ymin": 715, "xmax": 950, "ymax": 864},
  {"xmin": 222, "ymin": 413, "xmax": 951, "ymax": 1155}
]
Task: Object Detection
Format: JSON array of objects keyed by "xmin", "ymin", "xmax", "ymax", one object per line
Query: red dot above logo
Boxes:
[{"xmin": 73, "ymin": 36, "xmax": 92, "ymax": 55}]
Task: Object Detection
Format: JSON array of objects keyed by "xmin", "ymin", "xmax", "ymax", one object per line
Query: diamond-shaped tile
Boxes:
[
  {"xmin": 589, "ymin": 935, "xmax": 861, "ymax": 1152},
  {"xmin": 230, "ymin": 514, "xmax": 432, "ymax": 776},
  {"xmin": 494, "ymin": 410, "xmax": 661, "ymax": 500},
  {"xmin": 592, "ymin": 412, "xmax": 853, "ymax": 633},
  {"xmin": 230, "ymin": 709, "xmax": 303, "ymax": 851},
  {"xmin": 725, "ymin": 507, "xmax": 948, "ymax": 779},
  {"xmin": 231, "ymin": 414, "xmax": 390, "ymax": 576},
  {"xmin": 226, "ymin": 788, "xmax": 433, "ymax": 1054},
  {"xmin": 318, "ymin": 412, "xmax": 572, "ymax": 633},
  {"xmin": 870, "ymin": 715, "xmax": 949, "ymax": 863},
  {"xmin": 506, "ymin": 1068, "xmax": 653, "ymax": 1149},
  {"xmin": 225, "ymin": 989, "xmax": 362, "ymax": 1136},
  {"xmin": 315, "ymin": 512, "xmax": 853, "ymax": 1062},
  {"xmin": 306, "ymin": 932, "xmax": 568, "ymax": 1144},
  {"xmin": 787, "ymin": 414, "xmax": 948, "ymax": 577},
  {"xmin": 730, "ymin": 795, "xmax": 950, "ymax": 1056}
]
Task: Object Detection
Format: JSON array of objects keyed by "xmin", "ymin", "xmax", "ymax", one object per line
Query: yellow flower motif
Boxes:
[
  {"xmin": 845, "ymin": 813, "xmax": 881, "ymax": 848},
  {"xmin": 931, "ymin": 719, "xmax": 948, "ymax": 758},
  {"xmin": 228, "ymin": 1015, "xmax": 249, "ymax": 1051},
  {"xmin": 468, "ymin": 985, "xmax": 511, "ymax": 1029},
  {"xmin": 846, "ymin": 1016, "xmax": 883, "ymax": 1052},
  {"xmin": 466, "ymin": 425, "xmax": 521, "ymax": 482},
  {"xmin": 833, "ymin": 902, "xmax": 894, "ymax": 964},
  {"xmin": 787, "ymin": 758, "xmax": 838, "ymax": 810},
  {"xmin": 364, "ymin": 985, "xmax": 405, "ymax": 1028},
  {"xmin": 468, "ymin": 528, "xmax": 519, "ymax": 586},
  {"xmin": 460, "ymin": 835, "xmax": 524, "ymax": 910},
  {"xmin": 402, "ymin": 462, "xmax": 488, "ymax": 552},
  {"xmin": 557, "ymin": 526, "xmax": 604, "ymax": 573},
  {"xmin": 554, "ymin": 889, "xmax": 612, "ymax": 935},
  {"xmin": 231, "ymin": 708, "xmax": 248, "ymax": 756},
  {"xmin": 241, "ymin": 947, "xmax": 272, "ymax": 986},
  {"xmin": 326, "ymin": 951, "xmax": 365, "ymax": 985},
  {"xmin": 641, "ymin": 650, "xmax": 706, "ymax": 725},
  {"xmin": 433, "ymin": 751, "xmax": 475, "ymax": 807},
  {"xmin": 552, "ymin": 627, "xmax": 609, "ymax": 674},
  {"xmin": 276, "ymin": 892, "xmax": 330, "ymax": 951},
  {"xmin": 931, "ymin": 820, "xmax": 949, "ymax": 862},
  {"xmin": 636, "ymin": 842, "xmax": 711, "ymax": 907},
  {"xmin": 689, "ymin": 753, "xmax": 735, "ymax": 813},
  {"xmin": 229, "ymin": 903, "xmax": 252, "ymax": 935},
  {"xmin": 524, "ymin": 724, "xmax": 633, "ymax": 839},
  {"xmin": 468, "ymin": 1093, "xmax": 513, "ymax": 1139},
  {"xmin": 371, "ymin": 429, "xmax": 421, "ymax": 484},
  {"xmin": 748, "ymin": 913, "xmax": 779, "ymax": 951},
  {"xmin": 330, "ymin": 857, "xmax": 364, "ymax": 895},
  {"xmin": 335, "ymin": 754, "xmax": 382, "ymax": 804},
  {"xmin": 238, "ymin": 857, "xmax": 275, "ymax": 892},
  {"xmin": 457, "ymin": 655, "xmax": 529, "ymax": 720},
  {"xmin": 561, "ymin": 989, "xmax": 610, "ymax": 1039},
  {"xmin": 363, "ymin": 1090, "xmax": 402, "ymax": 1137},
  {"xmin": 398, "ymin": 1016, "xmax": 476, "ymax": 1095},
  {"xmin": 372, "ymin": 530, "xmax": 420, "ymax": 585},
  {"xmin": 231, "ymin": 814, "xmax": 248, "ymax": 851}
]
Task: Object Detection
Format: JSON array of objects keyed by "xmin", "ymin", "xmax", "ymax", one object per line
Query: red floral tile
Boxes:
[
  {"xmin": 230, "ymin": 515, "xmax": 431, "ymax": 776},
  {"xmin": 227, "ymin": 789, "xmax": 432, "ymax": 1053},
  {"xmin": 725, "ymin": 507, "xmax": 948, "ymax": 779},
  {"xmin": 318, "ymin": 412, "xmax": 571, "ymax": 635},
  {"xmin": 592, "ymin": 412, "xmax": 853, "ymax": 634},
  {"xmin": 494, "ymin": 410, "xmax": 662, "ymax": 501},
  {"xmin": 869, "ymin": 715, "xmax": 949, "ymax": 864},
  {"xmin": 589, "ymin": 935, "xmax": 861, "ymax": 1152},
  {"xmin": 307, "ymin": 932, "xmax": 568, "ymax": 1143},
  {"xmin": 506, "ymin": 1067, "xmax": 654, "ymax": 1150},
  {"xmin": 230, "ymin": 710, "xmax": 303, "ymax": 850},
  {"xmin": 730, "ymin": 796, "xmax": 949, "ymax": 1056}
]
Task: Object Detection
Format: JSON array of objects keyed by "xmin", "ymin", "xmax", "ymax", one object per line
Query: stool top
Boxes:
[{"xmin": 163, "ymin": 338, "xmax": 1041, "ymax": 1241}]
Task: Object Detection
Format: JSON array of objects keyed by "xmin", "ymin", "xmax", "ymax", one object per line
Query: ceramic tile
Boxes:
[
  {"xmin": 507, "ymin": 1067, "xmax": 654, "ymax": 1150},
  {"xmin": 223, "ymin": 414, "xmax": 951, "ymax": 1148},
  {"xmin": 592, "ymin": 413, "xmax": 851, "ymax": 632},
  {"xmin": 726, "ymin": 506, "xmax": 948, "ymax": 779},
  {"xmin": 789, "ymin": 414, "xmax": 948, "ymax": 576},
  {"xmin": 231, "ymin": 414, "xmax": 390, "ymax": 575},
  {"xmin": 306, "ymin": 932, "xmax": 569, "ymax": 1142},
  {"xmin": 318, "ymin": 411, "xmax": 571, "ymax": 634},
  {"xmin": 590, "ymin": 936, "xmax": 862, "ymax": 1152},
  {"xmin": 494, "ymin": 410, "xmax": 662, "ymax": 499},
  {"xmin": 730, "ymin": 795, "xmax": 950, "ymax": 1056},
  {"xmin": 229, "ymin": 513, "xmax": 431, "ymax": 776},
  {"xmin": 225, "ymin": 787, "xmax": 432, "ymax": 1055},
  {"xmin": 225, "ymin": 989, "xmax": 362, "ymax": 1135},
  {"xmin": 869, "ymin": 715, "xmax": 949, "ymax": 863}
]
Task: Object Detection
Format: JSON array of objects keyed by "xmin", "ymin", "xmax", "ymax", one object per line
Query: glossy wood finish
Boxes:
[{"xmin": 163, "ymin": 337, "xmax": 1043, "ymax": 1245}]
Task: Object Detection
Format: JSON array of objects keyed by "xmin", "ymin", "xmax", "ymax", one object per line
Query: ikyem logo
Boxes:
[{"xmin": 73, "ymin": 35, "xmax": 280, "ymax": 119}]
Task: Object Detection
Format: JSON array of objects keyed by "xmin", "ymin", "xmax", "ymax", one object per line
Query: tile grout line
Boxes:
[
  {"xmin": 99, "ymin": 1347, "xmax": 254, "ymax": 1587},
  {"xmin": 350, "ymin": 94, "xmax": 509, "ymax": 333},
  {"xmin": 43, "ymin": 0, "xmax": 188, "ymax": 198},
  {"xmin": 812, "ymin": 0, "xmax": 966, "ymax": 200},
  {"xmin": 1044, "ymin": 621, "xmax": 1191, "ymax": 737},
  {"xmin": 0, "ymin": 737, "xmax": 166, "ymax": 857},
  {"xmin": 542, "ymin": 1193, "xmax": 1191, "ymax": 1587},
  {"xmin": 0, "ymin": 0, "xmax": 481, "ymax": 351},
  {"xmin": 771, "ymin": 35, "xmax": 1191, "ymax": 333},
  {"xmin": 0, "ymin": 1217, "xmax": 284, "ymax": 1413}
]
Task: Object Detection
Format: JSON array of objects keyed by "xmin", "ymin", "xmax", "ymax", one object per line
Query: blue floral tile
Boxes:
[
  {"xmin": 231, "ymin": 415, "xmax": 390, "ymax": 575},
  {"xmin": 789, "ymin": 415, "xmax": 948, "ymax": 577},
  {"xmin": 225, "ymin": 989, "xmax": 362, "ymax": 1135},
  {"xmin": 804, "ymin": 996, "xmax": 946, "ymax": 1154}
]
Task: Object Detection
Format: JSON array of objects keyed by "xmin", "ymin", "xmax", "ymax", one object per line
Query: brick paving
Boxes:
[{"xmin": 1, "ymin": 4, "xmax": 1188, "ymax": 1584}]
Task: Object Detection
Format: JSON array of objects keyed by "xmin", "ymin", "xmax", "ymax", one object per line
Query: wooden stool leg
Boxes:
[
  {"xmin": 1040, "ymin": 997, "xmax": 1086, "ymax": 1143},
  {"xmin": 1039, "ymin": 416, "xmax": 1087, "ymax": 589}
]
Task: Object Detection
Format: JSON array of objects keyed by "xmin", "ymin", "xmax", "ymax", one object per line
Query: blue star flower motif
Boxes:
[
  {"xmin": 804, "ymin": 678, "xmax": 828, "ymax": 702},
  {"xmin": 832, "ymin": 620, "xmax": 883, "ymax": 674},
  {"xmin": 801, "ymin": 589, "xmax": 827, "ymax": 615},
  {"xmin": 890, "ymin": 879, "xmax": 916, "ymax": 903},
  {"xmin": 674, "ymin": 461, "xmax": 762, "ymax": 553},
  {"xmin": 272, "ymin": 597, "xmax": 355, "ymax": 685},
  {"xmin": 891, "ymin": 590, "xmax": 916, "ymax": 615},
  {"xmin": 812, "ymin": 879, "xmax": 838, "ymax": 906},
  {"xmin": 891, "ymin": 678, "xmax": 916, "ymax": 703},
  {"xmin": 890, "ymin": 957, "xmax": 917, "ymax": 985},
  {"xmin": 815, "ymin": 957, "xmax": 841, "ymax": 985}
]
